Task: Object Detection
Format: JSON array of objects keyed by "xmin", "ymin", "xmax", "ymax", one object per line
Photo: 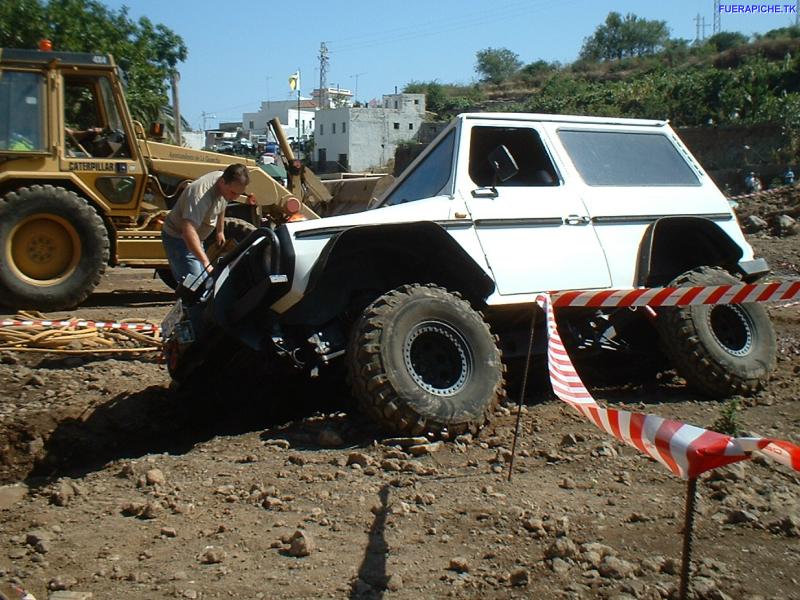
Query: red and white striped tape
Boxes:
[
  {"xmin": 552, "ymin": 280, "xmax": 800, "ymax": 309},
  {"xmin": 538, "ymin": 293, "xmax": 800, "ymax": 479},
  {"xmin": 0, "ymin": 318, "xmax": 160, "ymax": 333}
]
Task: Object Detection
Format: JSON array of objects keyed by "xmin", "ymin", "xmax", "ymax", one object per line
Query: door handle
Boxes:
[
  {"xmin": 471, "ymin": 186, "xmax": 498, "ymax": 198},
  {"xmin": 454, "ymin": 211, "xmax": 468, "ymax": 219},
  {"xmin": 564, "ymin": 215, "xmax": 590, "ymax": 225}
]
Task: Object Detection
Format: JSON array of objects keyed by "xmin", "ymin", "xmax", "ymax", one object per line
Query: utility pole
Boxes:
[
  {"xmin": 318, "ymin": 42, "xmax": 329, "ymax": 110},
  {"xmin": 171, "ymin": 70, "xmax": 181, "ymax": 145},
  {"xmin": 713, "ymin": 0, "xmax": 721, "ymax": 35},
  {"xmin": 694, "ymin": 13, "xmax": 710, "ymax": 42},
  {"xmin": 350, "ymin": 72, "xmax": 366, "ymax": 105}
]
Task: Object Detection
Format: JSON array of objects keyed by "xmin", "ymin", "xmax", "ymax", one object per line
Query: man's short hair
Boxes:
[{"xmin": 222, "ymin": 163, "xmax": 250, "ymax": 186}]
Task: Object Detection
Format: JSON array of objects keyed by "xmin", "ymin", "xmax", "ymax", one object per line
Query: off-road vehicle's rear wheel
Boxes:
[
  {"xmin": 347, "ymin": 284, "xmax": 505, "ymax": 438},
  {"xmin": 0, "ymin": 185, "xmax": 109, "ymax": 311},
  {"xmin": 655, "ymin": 266, "xmax": 776, "ymax": 397}
]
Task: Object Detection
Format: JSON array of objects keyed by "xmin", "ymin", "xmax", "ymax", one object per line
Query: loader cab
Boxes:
[
  {"xmin": 0, "ymin": 48, "xmax": 148, "ymax": 215},
  {"xmin": 57, "ymin": 65, "xmax": 148, "ymax": 212}
]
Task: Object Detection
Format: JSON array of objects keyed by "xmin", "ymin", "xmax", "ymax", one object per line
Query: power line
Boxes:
[{"xmin": 327, "ymin": 0, "xmax": 578, "ymax": 55}]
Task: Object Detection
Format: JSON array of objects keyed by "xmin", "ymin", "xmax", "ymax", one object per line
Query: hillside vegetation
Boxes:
[{"xmin": 405, "ymin": 14, "xmax": 800, "ymax": 163}]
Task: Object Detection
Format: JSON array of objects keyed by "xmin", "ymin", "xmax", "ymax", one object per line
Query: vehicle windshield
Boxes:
[
  {"xmin": 0, "ymin": 70, "xmax": 46, "ymax": 152},
  {"xmin": 381, "ymin": 128, "xmax": 456, "ymax": 206}
]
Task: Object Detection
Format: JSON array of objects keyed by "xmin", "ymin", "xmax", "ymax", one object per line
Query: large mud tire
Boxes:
[
  {"xmin": 0, "ymin": 185, "xmax": 109, "ymax": 311},
  {"xmin": 222, "ymin": 217, "xmax": 256, "ymax": 243},
  {"xmin": 656, "ymin": 266, "xmax": 776, "ymax": 398},
  {"xmin": 347, "ymin": 284, "xmax": 505, "ymax": 438}
]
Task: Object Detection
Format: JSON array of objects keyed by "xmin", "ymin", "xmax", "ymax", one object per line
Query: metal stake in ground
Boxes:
[
  {"xmin": 508, "ymin": 305, "xmax": 537, "ymax": 482},
  {"xmin": 679, "ymin": 478, "xmax": 699, "ymax": 600}
]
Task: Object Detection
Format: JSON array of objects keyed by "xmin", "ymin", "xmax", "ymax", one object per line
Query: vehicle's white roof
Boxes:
[{"xmin": 458, "ymin": 112, "xmax": 668, "ymax": 127}]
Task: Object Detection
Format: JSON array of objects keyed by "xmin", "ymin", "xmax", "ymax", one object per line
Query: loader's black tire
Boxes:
[
  {"xmin": 155, "ymin": 218, "xmax": 255, "ymax": 290},
  {"xmin": 347, "ymin": 284, "xmax": 505, "ymax": 438},
  {"xmin": 0, "ymin": 185, "xmax": 109, "ymax": 311},
  {"xmin": 223, "ymin": 217, "xmax": 256, "ymax": 242},
  {"xmin": 655, "ymin": 266, "xmax": 776, "ymax": 398}
]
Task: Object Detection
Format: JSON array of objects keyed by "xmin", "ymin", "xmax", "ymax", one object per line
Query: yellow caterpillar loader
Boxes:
[{"xmin": 0, "ymin": 47, "xmax": 323, "ymax": 311}]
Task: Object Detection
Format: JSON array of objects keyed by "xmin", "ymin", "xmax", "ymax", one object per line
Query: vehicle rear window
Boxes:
[{"xmin": 557, "ymin": 130, "xmax": 700, "ymax": 186}]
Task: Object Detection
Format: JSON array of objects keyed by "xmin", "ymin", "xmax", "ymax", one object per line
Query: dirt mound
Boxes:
[{"xmin": 0, "ymin": 238, "xmax": 798, "ymax": 599}]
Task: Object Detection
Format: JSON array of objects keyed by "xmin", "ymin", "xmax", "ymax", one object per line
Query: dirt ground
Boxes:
[{"xmin": 1, "ymin": 209, "xmax": 799, "ymax": 599}]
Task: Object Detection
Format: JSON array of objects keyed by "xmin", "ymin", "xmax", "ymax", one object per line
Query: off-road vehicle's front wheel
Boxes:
[
  {"xmin": 347, "ymin": 284, "xmax": 505, "ymax": 438},
  {"xmin": 655, "ymin": 266, "xmax": 776, "ymax": 397}
]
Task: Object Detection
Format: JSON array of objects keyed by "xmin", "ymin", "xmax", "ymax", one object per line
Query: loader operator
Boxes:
[{"xmin": 161, "ymin": 163, "xmax": 250, "ymax": 284}]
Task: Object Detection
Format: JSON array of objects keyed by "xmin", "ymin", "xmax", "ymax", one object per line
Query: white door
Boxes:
[{"xmin": 458, "ymin": 121, "xmax": 611, "ymax": 295}]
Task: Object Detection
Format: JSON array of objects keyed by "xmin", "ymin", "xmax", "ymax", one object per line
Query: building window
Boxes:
[
  {"xmin": 294, "ymin": 119, "xmax": 299, "ymax": 128},
  {"xmin": 249, "ymin": 120, "xmax": 254, "ymax": 129},
  {"xmin": 342, "ymin": 122, "xmax": 346, "ymax": 133},
  {"xmin": 414, "ymin": 99, "xmax": 419, "ymax": 105},
  {"xmin": 320, "ymin": 124, "xmax": 324, "ymax": 135},
  {"xmin": 393, "ymin": 122, "xmax": 400, "ymax": 130},
  {"xmin": 408, "ymin": 123, "xmax": 414, "ymax": 130},
  {"xmin": 394, "ymin": 101, "xmax": 398, "ymax": 109},
  {"xmin": 332, "ymin": 123, "xmax": 336, "ymax": 134}
]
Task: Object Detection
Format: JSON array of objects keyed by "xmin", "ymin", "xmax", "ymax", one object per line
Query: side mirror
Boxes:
[{"xmin": 488, "ymin": 145, "xmax": 519, "ymax": 183}]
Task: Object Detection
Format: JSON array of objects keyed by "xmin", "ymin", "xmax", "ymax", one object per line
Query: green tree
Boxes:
[
  {"xmin": 475, "ymin": 47, "xmax": 522, "ymax": 84},
  {"xmin": 580, "ymin": 12, "xmax": 670, "ymax": 60},
  {"xmin": 706, "ymin": 31, "xmax": 749, "ymax": 52},
  {"xmin": 0, "ymin": 0, "xmax": 187, "ymax": 124},
  {"xmin": 404, "ymin": 81, "xmax": 447, "ymax": 115}
]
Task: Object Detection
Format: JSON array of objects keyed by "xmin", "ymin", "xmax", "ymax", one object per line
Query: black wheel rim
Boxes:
[
  {"xmin": 707, "ymin": 304, "xmax": 754, "ymax": 357},
  {"xmin": 403, "ymin": 320, "xmax": 472, "ymax": 396}
]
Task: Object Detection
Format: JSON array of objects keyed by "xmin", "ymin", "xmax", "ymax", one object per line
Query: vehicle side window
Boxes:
[
  {"xmin": 0, "ymin": 71, "xmax": 46, "ymax": 151},
  {"xmin": 383, "ymin": 129, "xmax": 455, "ymax": 206},
  {"xmin": 469, "ymin": 126, "xmax": 559, "ymax": 187},
  {"xmin": 63, "ymin": 75, "xmax": 130, "ymax": 158},
  {"xmin": 558, "ymin": 129, "xmax": 700, "ymax": 186}
]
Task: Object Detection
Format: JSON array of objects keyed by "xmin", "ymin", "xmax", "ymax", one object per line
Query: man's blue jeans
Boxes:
[{"xmin": 161, "ymin": 230, "xmax": 208, "ymax": 284}]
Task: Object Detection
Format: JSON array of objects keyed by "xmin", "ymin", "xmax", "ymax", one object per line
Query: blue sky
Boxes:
[{"xmin": 104, "ymin": 1, "xmax": 798, "ymax": 130}]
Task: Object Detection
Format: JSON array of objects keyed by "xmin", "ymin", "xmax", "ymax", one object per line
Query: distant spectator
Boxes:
[
  {"xmin": 744, "ymin": 171, "xmax": 762, "ymax": 193},
  {"xmin": 784, "ymin": 168, "xmax": 795, "ymax": 185}
]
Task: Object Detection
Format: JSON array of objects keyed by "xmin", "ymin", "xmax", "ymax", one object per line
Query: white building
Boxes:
[
  {"xmin": 311, "ymin": 87, "xmax": 354, "ymax": 109},
  {"xmin": 242, "ymin": 99, "xmax": 316, "ymax": 141},
  {"xmin": 313, "ymin": 93, "xmax": 426, "ymax": 172}
]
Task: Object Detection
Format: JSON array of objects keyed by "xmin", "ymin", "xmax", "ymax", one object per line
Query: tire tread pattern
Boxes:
[
  {"xmin": 656, "ymin": 266, "xmax": 776, "ymax": 398},
  {"xmin": 346, "ymin": 284, "xmax": 506, "ymax": 438},
  {"xmin": 0, "ymin": 185, "xmax": 109, "ymax": 310}
]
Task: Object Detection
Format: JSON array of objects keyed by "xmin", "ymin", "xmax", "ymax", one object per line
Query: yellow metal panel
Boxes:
[{"xmin": 116, "ymin": 231, "xmax": 168, "ymax": 264}]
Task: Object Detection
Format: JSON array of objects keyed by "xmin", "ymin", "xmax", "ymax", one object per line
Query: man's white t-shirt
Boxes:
[{"xmin": 162, "ymin": 171, "xmax": 225, "ymax": 240}]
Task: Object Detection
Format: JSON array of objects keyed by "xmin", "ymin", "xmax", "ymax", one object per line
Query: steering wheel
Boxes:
[{"xmin": 96, "ymin": 128, "xmax": 128, "ymax": 158}]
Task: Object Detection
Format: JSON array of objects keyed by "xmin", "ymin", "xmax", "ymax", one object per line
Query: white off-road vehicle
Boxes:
[{"xmin": 164, "ymin": 113, "xmax": 776, "ymax": 437}]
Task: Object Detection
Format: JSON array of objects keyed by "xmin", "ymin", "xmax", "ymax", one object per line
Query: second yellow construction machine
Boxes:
[{"xmin": 0, "ymin": 46, "xmax": 333, "ymax": 311}]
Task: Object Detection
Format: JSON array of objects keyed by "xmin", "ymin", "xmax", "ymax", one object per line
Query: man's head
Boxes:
[{"xmin": 217, "ymin": 163, "xmax": 250, "ymax": 200}]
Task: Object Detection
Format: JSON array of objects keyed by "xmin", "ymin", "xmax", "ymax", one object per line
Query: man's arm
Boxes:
[
  {"xmin": 215, "ymin": 210, "xmax": 226, "ymax": 246},
  {"xmin": 180, "ymin": 219, "xmax": 212, "ymax": 271}
]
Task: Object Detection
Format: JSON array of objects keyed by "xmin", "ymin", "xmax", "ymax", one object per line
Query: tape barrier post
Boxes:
[
  {"xmin": 507, "ymin": 303, "xmax": 537, "ymax": 482},
  {"xmin": 679, "ymin": 478, "xmax": 698, "ymax": 600},
  {"xmin": 536, "ymin": 287, "xmax": 800, "ymax": 597}
]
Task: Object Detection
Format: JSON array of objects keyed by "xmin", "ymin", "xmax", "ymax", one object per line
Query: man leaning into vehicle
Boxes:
[{"xmin": 161, "ymin": 163, "xmax": 249, "ymax": 284}]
